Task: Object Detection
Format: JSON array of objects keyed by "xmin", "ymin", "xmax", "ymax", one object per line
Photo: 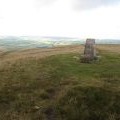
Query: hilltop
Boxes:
[{"xmin": 0, "ymin": 45, "xmax": 120, "ymax": 120}]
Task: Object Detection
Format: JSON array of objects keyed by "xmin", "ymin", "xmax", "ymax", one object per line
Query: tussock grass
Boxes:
[{"xmin": 0, "ymin": 46, "xmax": 120, "ymax": 120}]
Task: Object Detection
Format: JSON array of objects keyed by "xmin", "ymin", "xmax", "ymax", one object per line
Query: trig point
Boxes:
[{"xmin": 81, "ymin": 38, "xmax": 97, "ymax": 63}]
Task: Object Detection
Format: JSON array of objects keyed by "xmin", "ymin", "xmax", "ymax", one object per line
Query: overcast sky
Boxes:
[{"xmin": 0, "ymin": 0, "xmax": 120, "ymax": 39}]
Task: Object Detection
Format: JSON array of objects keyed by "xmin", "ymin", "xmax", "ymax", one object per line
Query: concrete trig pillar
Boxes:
[{"xmin": 81, "ymin": 39, "xmax": 97, "ymax": 63}]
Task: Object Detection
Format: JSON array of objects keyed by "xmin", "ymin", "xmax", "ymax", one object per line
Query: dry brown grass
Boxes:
[
  {"xmin": 0, "ymin": 45, "xmax": 120, "ymax": 63},
  {"xmin": 96, "ymin": 44, "xmax": 120, "ymax": 53},
  {"xmin": 0, "ymin": 45, "xmax": 84, "ymax": 62}
]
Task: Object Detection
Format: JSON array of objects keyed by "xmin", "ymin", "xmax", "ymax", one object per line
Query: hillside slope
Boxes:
[{"xmin": 0, "ymin": 45, "xmax": 120, "ymax": 120}]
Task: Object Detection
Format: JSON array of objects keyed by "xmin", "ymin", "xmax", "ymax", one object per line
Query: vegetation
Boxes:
[{"xmin": 0, "ymin": 46, "xmax": 120, "ymax": 120}]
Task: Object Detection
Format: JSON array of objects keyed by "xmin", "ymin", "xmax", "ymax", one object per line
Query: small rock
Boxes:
[
  {"xmin": 34, "ymin": 106, "xmax": 40, "ymax": 110},
  {"xmin": 73, "ymin": 56, "xmax": 79, "ymax": 60}
]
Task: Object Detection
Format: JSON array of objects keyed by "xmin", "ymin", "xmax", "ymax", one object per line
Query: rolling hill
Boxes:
[
  {"xmin": 0, "ymin": 36, "xmax": 120, "ymax": 51},
  {"xmin": 0, "ymin": 45, "xmax": 120, "ymax": 120}
]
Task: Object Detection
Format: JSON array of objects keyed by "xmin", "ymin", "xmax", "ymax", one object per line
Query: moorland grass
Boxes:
[{"xmin": 0, "ymin": 49, "xmax": 120, "ymax": 120}]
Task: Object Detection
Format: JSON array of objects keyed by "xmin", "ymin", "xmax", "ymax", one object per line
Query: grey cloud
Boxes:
[
  {"xmin": 35, "ymin": 0, "xmax": 56, "ymax": 6},
  {"xmin": 74, "ymin": 0, "xmax": 120, "ymax": 10},
  {"xmin": 35, "ymin": 0, "xmax": 120, "ymax": 10}
]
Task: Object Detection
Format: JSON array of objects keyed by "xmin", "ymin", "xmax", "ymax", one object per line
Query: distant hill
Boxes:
[{"xmin": 0, "ymin": 36, "xmax": 120, "ymax": 50}]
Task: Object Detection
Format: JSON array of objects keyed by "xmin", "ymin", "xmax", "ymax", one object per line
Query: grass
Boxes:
[{"xmin": 0, "ymin": 47, "xmax": 120, "ymax": 120}]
